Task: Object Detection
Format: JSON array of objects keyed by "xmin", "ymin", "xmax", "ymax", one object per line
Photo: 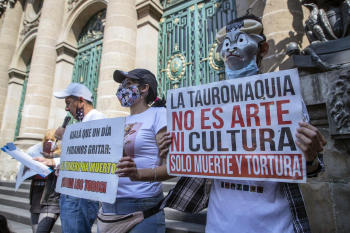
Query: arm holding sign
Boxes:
[
  {"xmin": 116, "ymin": 127, "xmax": 173, "ymax": 181},
  {"xmin": 296, "ymin": 122, "xmax": 326, "ymax": 176}
]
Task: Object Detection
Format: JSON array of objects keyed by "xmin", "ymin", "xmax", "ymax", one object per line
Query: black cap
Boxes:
[{"xmin": 113, "ymin": 68, "xmax": 158, "ymax": 100}]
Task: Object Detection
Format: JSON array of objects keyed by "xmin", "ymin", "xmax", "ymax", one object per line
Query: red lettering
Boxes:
[
  {"xmin": 260, "ymin": 101, "xmax": 274, "ymax": 126},
  {"xmin": 213, "ymin": 107, "xmax": 224, "ymax": 129},
  {"xmin": 277, "ymin": 100, "xmax": 291, "ymax": 125},
  {"xmin": 171, "ymin": 132, "xmax": 179, "ymax": 152},
  {"xmin": 172, "ymin": 111, "xmax": 182, "ymax": 130},
  {"xmin": 184, "ymin": 110, "xmax": 194, "ymax": 130},
  {"xmin": 231, "ymin": 105, "xmax": 245, "ymax": 127},
  {"xmin": 84, "ymin": 180, "xmax": 107, "ymax": 193},
  {"xmin": 61, "ymin": 177, "xmax": 74, "ymax": 189},
  {"xmin": 201, "ymin": 108, "xmax": 211, "ymax": 129},
  {"xmin": 246, "ymin": 104, "xmax": 260, "ymax": 127}
]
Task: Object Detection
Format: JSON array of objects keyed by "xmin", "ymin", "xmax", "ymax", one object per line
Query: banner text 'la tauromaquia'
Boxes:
[{"xmin": 166, "ymin": 69, "xmax": 306, "ymax": 183}]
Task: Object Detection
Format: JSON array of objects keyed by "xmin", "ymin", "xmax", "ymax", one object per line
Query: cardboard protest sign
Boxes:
[
  {"xmin": 56, "ymin": 117, "xmax": 125, "ymax": 203},
  {"xmin": 166, "ymin": 69, "xmax": 307, "ymax": 183}
]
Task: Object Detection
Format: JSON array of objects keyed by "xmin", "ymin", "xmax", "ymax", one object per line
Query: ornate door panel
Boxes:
[
  {"xmin": 71, "ymin": 9, "xmax": 105, "ymax": 106},
  {"xmin": 157, "ymin": 0, "xmax": 236, "ymax": 97}
]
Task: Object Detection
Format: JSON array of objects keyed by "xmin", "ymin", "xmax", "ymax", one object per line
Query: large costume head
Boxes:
[{"xmin": 216, "ymin": 15, "xmax": 267, "ymax": 79}]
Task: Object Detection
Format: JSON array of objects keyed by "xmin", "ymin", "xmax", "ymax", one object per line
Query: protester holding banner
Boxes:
[
  {"xmin": 35, "ymin": 83, "xmax": 105, "ymax": 233},
  {"xmin": 26, "ymin": 143, "xmax": 46, "ymax": 233},
  {"xmin": 160, "ymin": 15, "xmax": 326, "ymax": 233},
  {"xmin": 37, "ymin": 129, "xmax": 61, "ymax": 233},
  {"xmin": 25, "ymin": 129, "xmax": 61, "ymax": 233},
  {"xmin": 97, "ymin": 69, "xmax": 171, "ymax": 233}
]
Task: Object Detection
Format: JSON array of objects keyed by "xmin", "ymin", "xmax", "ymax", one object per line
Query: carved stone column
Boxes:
[
  {"xmin": 97, "ymin": 0, "xmax": 137, "ymax": 117},
  {"xmin": 16, "ymin": 0, "xmax": 64, "ymax": 147},
  {"xmin": 0, "ymin": 0, "xmax": 22, "ymax": 130},
  {"xmin": 135, "ymin": 0, "xmax": 162, "ymax": 75},
  {"xmin": 0, "ymin": 69, "xmax": 26, "ymax": 180}
]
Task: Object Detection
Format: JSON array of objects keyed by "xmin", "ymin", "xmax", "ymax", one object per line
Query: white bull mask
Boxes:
[{"xmin": 216, "ymin": 18, "xmax": 265, "ymax": 79}]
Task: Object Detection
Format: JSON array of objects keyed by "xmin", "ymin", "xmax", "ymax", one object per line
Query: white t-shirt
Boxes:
[
  {"xmin": 117, "ymin": 107, "xmax": 167, "ymax": 198},
  {"xmin": 53, "ymin": 109, "xmax": 105, "ymax": 166},
  {"xmin": 82, "ymin": 109, "xmax": 106, "ymax": 122},
  {"xmin": 206, "ymin": 180, "xmax": 294, "ymax": 233}
]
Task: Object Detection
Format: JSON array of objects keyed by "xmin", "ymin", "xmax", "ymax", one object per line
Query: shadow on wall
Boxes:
[{"xmin": 261, "ymin": 0, "xmax": 305, "ymax": 72}]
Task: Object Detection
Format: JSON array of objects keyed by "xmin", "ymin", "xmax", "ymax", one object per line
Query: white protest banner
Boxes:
[
  {"xmin": 16, "ymin": 165, "xmax": 38, "ymax": 190},
  {"xmin": 1, "ymin": 143, "xmax": 52, "ymax": 177},
  {"xmin": 56, "ymin": 117, "xmax": 125, "ymax": 203},
  {"xmin": 167, "ymin": 69, "xmax": 306, "ymax": 183},
  {"xmin": 15, "ymin": 143, "xmax": 43, "ymax": 190}
]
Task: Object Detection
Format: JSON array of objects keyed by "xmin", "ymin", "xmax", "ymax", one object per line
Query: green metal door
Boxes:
[
  {"xmin": 72, "ymin": 9, "xmax": 106, "ymax": 106},
  {"xmin": 14, "ymin": 63, "xmax": 30, "ymax": 140},
  {"xmin": 157, "ymin": 0, "xmax": 236, "ymax": 97}
]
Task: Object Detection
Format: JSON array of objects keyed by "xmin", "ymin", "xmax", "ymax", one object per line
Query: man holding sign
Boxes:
[
  {"xmin": 163, "ymin": 15, "xmax": 326, "ymax": 233},
  {"xmin": 36, "ymin": 83, "xmax": 105, "ymax": 233}
]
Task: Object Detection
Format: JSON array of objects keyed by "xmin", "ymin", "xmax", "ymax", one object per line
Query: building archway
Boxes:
[
  {"xmin": 8, "ymin": 36, "xmax": 35, "ymax": 141},
  {"xmin": 71, "ymin": 9, "xmax": 105, "ymax": 106}
]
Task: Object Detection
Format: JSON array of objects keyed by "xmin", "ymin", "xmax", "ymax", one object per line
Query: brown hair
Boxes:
[{"xmin": 42, "ymin": 129, "xmax": 61, "ymax": 156}]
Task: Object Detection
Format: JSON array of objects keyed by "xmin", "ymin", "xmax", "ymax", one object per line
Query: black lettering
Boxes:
[
  {"xmin": 259, "ymin": 128, "xmax": 276, "ymax": 151},
  {"xmin": 189, "ymin": 132, "xmax": 200, "ymax": 151},
  {"xmin": 283, "ymin": 75, "xmax": 296, "ymax": 96},
  {"xmin": 278, "ymin": 127, "xmax": 297, "ymax": 151}
]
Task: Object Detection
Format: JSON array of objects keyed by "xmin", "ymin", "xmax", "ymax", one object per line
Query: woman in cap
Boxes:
[{"xmin": 99, "ymin": 68, "xmax": 171, "ymax": 233}]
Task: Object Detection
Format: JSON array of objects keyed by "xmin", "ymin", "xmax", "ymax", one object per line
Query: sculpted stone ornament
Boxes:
[
  {"xmin": 287, "ymin": 0, "xmax": 350, "ymax": 72},
  {"xmin": 0, "ymin": 0, "xmax": 16, "ymax": 17},
  {"xmin": 67, "ymin": 0, "xmax": 84, "ymax": 11},
  {"xmin": 215, "ymin": 16, "xmax": 265, "ymax": 79},
  {"xmin": 328, "ymin": 70, "xmax": 350, "ymax": 135},
  {"xmin": 301, "ymin": 0, "xmax": 350, "ymax": 43},
  {"xmin": 20, "ymin": 0, "xmax": 43, "ymax": 38}
]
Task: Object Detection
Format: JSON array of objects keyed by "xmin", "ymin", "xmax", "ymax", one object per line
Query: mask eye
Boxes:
[{"xmin": 237, "ymin": 34, "xmax": 246, "ymax": 44}]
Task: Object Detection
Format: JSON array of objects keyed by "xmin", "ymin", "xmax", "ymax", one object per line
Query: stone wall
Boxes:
[{"xmin": 300, "ymin": 69, "xmax": 350, "ymax": 233}]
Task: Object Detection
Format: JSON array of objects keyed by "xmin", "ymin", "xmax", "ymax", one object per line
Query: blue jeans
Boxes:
[
  {"xmin": 100, "ymin": 193, "xmax": 165, "ymax": 233},
  {"xmin": 59, "ymin": 194, "xmax": 99, "ymax": 233}
]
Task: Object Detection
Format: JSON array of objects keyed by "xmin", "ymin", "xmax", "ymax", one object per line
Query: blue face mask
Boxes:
[{"xmin": 225, "ymin": 57, "xmax": 259, "ymax": 79}]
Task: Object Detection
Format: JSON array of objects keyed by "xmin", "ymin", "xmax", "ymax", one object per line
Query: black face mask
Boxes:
[{"xmin": 76, "ymin": 106, "xmax": 84, "ymax": 122}]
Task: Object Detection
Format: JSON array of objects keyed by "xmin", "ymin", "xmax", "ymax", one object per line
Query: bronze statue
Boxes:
[{"xmin": 301, "ymin": 0, "xmax": 350, "ymax": 43}]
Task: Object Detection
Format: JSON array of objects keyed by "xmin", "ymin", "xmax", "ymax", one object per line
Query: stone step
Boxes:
[
  {"xmin": 0, "ymin": 203, "xmax": 61, "ymax": 233},
  {"xmin": 0, "ymin": 180, "xmax": 205, "ymax": 233},
  {"xmin": 7, "ymin": 220, "xmax": 34, "ymax": 233},
  {"xmin": 0, "ymin": 193, "xmax": 30, "ymax": 210},
  {"xmin": 0, "ymin": 180, "xmax": 31, "ymax": 189},
  {"xmin": 0, "ymin": 185, "xmax": 29, "ymax": 198}
]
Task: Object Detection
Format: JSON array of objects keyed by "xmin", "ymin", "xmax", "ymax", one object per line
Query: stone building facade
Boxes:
[{"xmin": 0, "ymin": 0, "xmax": 348, "ymax": 232}]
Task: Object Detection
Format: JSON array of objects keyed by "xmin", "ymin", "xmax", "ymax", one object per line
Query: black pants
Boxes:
[{"xmin": 36, "ymin": 213, "xmax": 59, "ymax": 233}]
